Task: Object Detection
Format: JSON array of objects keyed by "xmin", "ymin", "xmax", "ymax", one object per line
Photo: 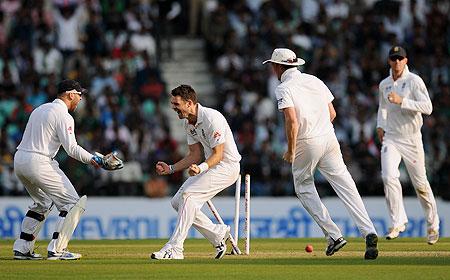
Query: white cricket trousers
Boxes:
[
  {"xmin": 13, "ymin": 151, "xmax": 79, "ymax": 253},
  {"xmin": 168, "ymin": 161, "xmax": 240, "ymax": 250},
  {"xmin": 292, "ymin": 132, "xmax": 377, "ymax": 242},
  {"xmin": 381, "ymin": 135, "xmax": 439, "ymax": 231},
  {"xmin": 14, "ymin": 151, "xmax": 80, "ymax": 212}
]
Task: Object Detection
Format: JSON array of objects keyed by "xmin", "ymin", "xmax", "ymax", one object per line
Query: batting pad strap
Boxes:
[
  {"xmin": 26, "ymin": 210, "xmax": 45, "ymax": 222},
  {"xmin": 20, "ymin": 232, "xmax": 35, "ymax": 241},
  {"xmin": 52, "ymin": 232, "xmax": 60, "ymax": 239}
]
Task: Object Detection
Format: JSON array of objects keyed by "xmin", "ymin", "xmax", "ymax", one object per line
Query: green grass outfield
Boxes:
[{"xmin": 1, "ymin": 238, "xmax": 449, "ymax": 279}]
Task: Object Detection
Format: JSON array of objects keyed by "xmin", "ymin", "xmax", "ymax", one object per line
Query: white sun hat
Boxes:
[{"xmin": 262, "ymin": 48, "xmax": 305, "ymax": 66}]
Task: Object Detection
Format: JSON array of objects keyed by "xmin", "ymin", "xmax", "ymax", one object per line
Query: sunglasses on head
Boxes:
[
  {"xmin": 389, "ymin": 56, "xmax": 405, "ymax": 61},
  {"xmin": 66, "ymin": 89, "xmax": 82, "ymax": 96}
]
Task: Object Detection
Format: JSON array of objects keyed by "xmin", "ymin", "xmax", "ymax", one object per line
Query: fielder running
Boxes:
[
  {"xmin": 13, "ymin": 79, "xmax": 122, "ymax": 260},
  {"xmin": 151, "ymin": 85, "xmax": 241, "ymax": 260},
  {"xmin": 377, "ymin": 46, "xmax": 439, "ymax": 244},
  {"xmin": 263, "ymin": 48, "xmax": 378, "ymax": 259}
]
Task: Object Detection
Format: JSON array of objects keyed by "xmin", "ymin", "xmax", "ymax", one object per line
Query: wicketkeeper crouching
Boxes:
[{"xmin": 12, "ymin": 79, "xmax": 123, "ymax": 261}]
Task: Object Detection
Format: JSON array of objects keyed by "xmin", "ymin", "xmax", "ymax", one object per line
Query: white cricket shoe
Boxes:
[
  {"xmin": 427, "ymin": 229, "xmax": 439, "ymax": 245},
  {"xmin": 150, "ymin": 245, "xmax": 184, "ymax": 260},
  {"xmin": 13, "ymin": 250, "xmax": 43, "ymax": 260},
  {"xmin": 215, "ymin": 225, "xmax": 231, "ymax": 259},
  {"xmin": 47, "ymin": 250, "xmax": 82, "ymax": 260},
  {"xmin": 386, "ymin": 224, "xmax": 406, "ymax": 240}
]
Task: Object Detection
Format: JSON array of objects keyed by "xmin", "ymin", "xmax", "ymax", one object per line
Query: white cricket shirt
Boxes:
[
  {"xmin": 185, "ymin": 104, "xmax": 241, "ymax": 163},
  {"xmin": 276, "ymin": 68, "xmax": 335, "ymax": 140},
  {"xmin": 16, "ymin": 99, "xmax": 93, "ymax": 163},
  {"xmin": 377, "ymin": 65, "xmax": 432, "ymax": 137}
]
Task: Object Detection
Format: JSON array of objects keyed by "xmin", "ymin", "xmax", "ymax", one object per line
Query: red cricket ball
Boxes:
[{"xmin": 305, "ymin": 244, "xmax": 313, "ymax": 253}]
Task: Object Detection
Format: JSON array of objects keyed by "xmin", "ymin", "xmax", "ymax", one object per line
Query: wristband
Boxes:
[
  {"xmin": 92, "ymin": 155, "xmax": 103, "ymax": 166},
  {"xmin": 198, "ymin": 162, "xmax": 209, "ymax": 174},
  {"xmin": 168, "ymin": 165, "xmax": 175, "ymax": 174}
]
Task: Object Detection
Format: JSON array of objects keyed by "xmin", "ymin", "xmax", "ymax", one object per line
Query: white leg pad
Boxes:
[{"xmin": 50, "ymin": 196, "xmax": 87, "ymax": 253}]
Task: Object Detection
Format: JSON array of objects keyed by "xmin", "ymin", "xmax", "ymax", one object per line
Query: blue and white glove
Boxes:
[{"xmin": 92, "ymin": 152, "xmax": 124, "ymax": 170}]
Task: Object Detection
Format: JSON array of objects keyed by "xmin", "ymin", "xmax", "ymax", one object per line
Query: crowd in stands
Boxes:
[{"xmin": 0, "ymin": 0, "xmax": 449, "ymax": 200}]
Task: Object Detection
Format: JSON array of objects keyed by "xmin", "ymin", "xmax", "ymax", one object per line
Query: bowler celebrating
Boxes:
[{"xmin": 151, "ymin": 85, "xmax": 241, "ymax": 260}]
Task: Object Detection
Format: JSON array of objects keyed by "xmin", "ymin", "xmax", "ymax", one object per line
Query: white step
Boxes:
[
  {"xmin": 161, "ymin": 61, "xmax": 210, "ymax": 73},
  {"xmin": 161, "ymin": 37, "xmax": 217, "ymax": 146},
  {"xmin": 164, "ymin": 74, "xmax": 212, "ymax": 86},
  {"xmin": 172, "ymin": 38, "xmax": 204, "ymax": 49}
]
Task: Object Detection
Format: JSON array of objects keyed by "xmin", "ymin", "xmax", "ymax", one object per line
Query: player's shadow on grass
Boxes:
[{"xmin": 158, "ymin": 257, "xmax": 450, "ymax": 266}]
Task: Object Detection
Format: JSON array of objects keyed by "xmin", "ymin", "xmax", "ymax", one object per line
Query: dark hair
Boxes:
[
  {"xmin": 279, "ymin": 65, "xmax": 298, "ymax": 71},
  {"xmin": 171, "ymin": 85, "xmax": 197, "ymax": 103}
]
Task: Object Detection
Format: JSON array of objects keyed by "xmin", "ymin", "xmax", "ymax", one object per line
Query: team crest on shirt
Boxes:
[
  {"xmin": 67, "ymin": 126, "xmax": 73, "ymax": 134},
  {"xmin": 385, "ymin": 86, "xmax": 391, "ymax": 92}
]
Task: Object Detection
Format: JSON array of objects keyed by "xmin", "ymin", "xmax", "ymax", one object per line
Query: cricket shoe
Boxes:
[
  {"xmin": 13, "ymin": 250, "xmax": 43, "ymax": 260},
  {"xmin": 325, "ymin": 237, "xmax": 347, "ymax": 256},
  {"xmin": 364, "ymin": 233, "xmax": 378, "ymax": 260},
  {"xmin": 215, "ymin": 225, "xmax": 231, "ymax": 259},
  {"xmin": 47, "ymin": 250, "xmax": 82, "ymax": 260},
  {"xmin": 386, "ymin": 224, "xmax": 406, "ymax": 240},
  {"xmin": 150, "ymin": 245, "xmax": 184, "ymax": 260},
  {"xmin": 427, "ymin": 229, "xmax": 439, "ymax": 245}
]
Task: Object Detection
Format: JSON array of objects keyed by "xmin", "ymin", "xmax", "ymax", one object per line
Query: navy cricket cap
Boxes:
[
  {"xmin": 388, "ymin": 46, "xmax": 407, "ymax": 58},
  {"xmin": 57, "ymin": 79, "xmax": 88, "ymax": 95}
]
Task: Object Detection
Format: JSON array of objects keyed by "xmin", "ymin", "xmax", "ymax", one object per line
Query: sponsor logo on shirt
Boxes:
[
  {"xmin": 401, "ymin": 82, "xmax": 406, "ymax": 90},
  {"xmin": 68, "ymin": 126, "xmax": 73, "ymax": 134},
  {"xmin": 213, "ymin": 131, "xmax": 221, "ymax": 140},
  {"xmin": 277, "ymin": 98, "xmax": 283, "ymax": 106},
  {"xmin": 190, "ymin": 129, "xmax": 197, "ymax": 136},
  {"xmin": 201, "ymin": 129, "xmax": 207, "ymax": 139}
]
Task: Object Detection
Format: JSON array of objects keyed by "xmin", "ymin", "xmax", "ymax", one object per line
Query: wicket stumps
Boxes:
[
  {"xmin": 207, "ymin": 173, "xmax": 251, "ymax": 255},
  {"xmin": 244, "ymin": 174, "xmax": 250, "ymax": 255}
]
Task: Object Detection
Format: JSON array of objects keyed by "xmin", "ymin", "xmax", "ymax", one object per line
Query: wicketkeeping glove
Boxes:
[{"xmin": 92, "ymin": 151, "xmax": 124, "ymax": 170}]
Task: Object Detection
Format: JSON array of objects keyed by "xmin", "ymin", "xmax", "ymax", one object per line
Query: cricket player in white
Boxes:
[
  {"xmin": 12, "ymin": 80, "xmax": 112, "ymax": 260},
  {"xmin": 377, "ymin": 46, "xmax": 439, "ymax": 244},
  {"xmin": 151, "ymin": 85, "xmax": 241, "ymax": 260},
  {"xmin": 263, "ymin": 48, "xmax": 378, "ymax": 259}
]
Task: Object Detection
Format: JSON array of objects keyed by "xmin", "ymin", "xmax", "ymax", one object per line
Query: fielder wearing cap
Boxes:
[
  {"xmin": 377, "ymin": 45, "xmax": 439, "ymax": 244},
  {"xmin": 263, "ymin": 48, "xmax": 379, "ymax": 260}
]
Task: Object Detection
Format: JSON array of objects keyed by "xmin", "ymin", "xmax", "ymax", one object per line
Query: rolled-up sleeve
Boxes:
[{"xmin": 276, "ymin": 87, "xmax": 294, "ymax": 111}]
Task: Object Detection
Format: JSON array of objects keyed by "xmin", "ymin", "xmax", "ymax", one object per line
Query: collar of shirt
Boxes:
[
  {"xmin": 389, "ymin": 64, "xmax": 410, "ymax": 82},
  {"xmin": 192, "ymin": 103, "xmax": 205, "ymax": 127},
  {"xmin": 280, "ymin": 67, "xmax": 300, "ymax": 83},
  {"xmin": 53, "ymin": 98, "xmax": 69, "ymax": 113}
]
